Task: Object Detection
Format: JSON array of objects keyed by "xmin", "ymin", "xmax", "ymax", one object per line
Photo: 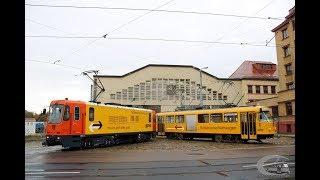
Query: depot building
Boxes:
[{"xmin": 91, "ymin": 62, "xmax": 279, "ymax": 113}]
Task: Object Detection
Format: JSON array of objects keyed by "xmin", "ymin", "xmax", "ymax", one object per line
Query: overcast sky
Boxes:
[{"xmin": 25, "ymin": 0, "xmax": 295, "ymax": 113}]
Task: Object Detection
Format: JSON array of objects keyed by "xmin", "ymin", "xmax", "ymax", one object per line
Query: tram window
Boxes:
[
  {"xmin": 175, "ymin": 115, "xmax": 184, "ymax": 123},
  {"xmin": 74, "ymin": 106, "xmax": 80, "ymax": 120},
  {"xmin": 166, "ymin": 116, "xmax": 174, "ymax": 123},
  {"xmin": 224, "ymin": 113, "xmax": 238, "ymax": 122},
  {"xmin": 157, "ymin": 116, "xmax": 164, "ymax": 123},
  {"xmin": 240, "ymin": 113, "xmax": 247, "ymax": 122},
  {"xmin": 198, "ymin": 114, "xmax": 209, "ymax": 123},
  {"xmin": 63, "ymin": 105, "xmax": 70, "ymax": 121},
  {"xmin": 89, "ymin": 107, "xmax": 94, "ymax": 121},
  {"xmin": 149, "ymin": 113, "xmax": 151, "ymax": 122},
  {"xmin": 210, "ymin": 113, "xmax": 222, "ymax": 123},
  {"xmin": 259, "ymin": 111, "xmax": 273, "ymax": 122}
]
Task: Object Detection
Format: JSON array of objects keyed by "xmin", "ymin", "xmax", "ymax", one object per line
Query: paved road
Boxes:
[{"xmin": 25, "ymin": 144, "xmax": 295, "ymax": 179}]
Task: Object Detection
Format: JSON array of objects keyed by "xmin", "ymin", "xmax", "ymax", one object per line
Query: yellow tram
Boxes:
[{"xmin": 156, "ymin": 106, "xmax": 277, "ymax": 142}]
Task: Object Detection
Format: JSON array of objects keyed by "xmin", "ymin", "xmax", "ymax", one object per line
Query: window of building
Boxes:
[
  {"xmin": 196, "ymin": 88, "xmax": 200, "ymax": 100},
  {"xmin": 271, "ymin": 86, "xmax": 276, "ymax": 94},
  {"xmin": 248, "ymin": 85, "xmax": 253, "ymax": 93},
  {"xmin": 261, "ymin": 64, "xmax": 272, "ymax": 70},
  {"xmin": 166, "ymin": 84, "xmax": 176, "ymax": 95},
  {"xmin": 271, "ymin": 106, "xmax": 279, "ymax": 118},
  {"xmin": 292, "ymin": 19, "xmax": 295, "ymax": 31},
  {"xmin": 285, "ymin": 102, "xmax": 293, "ymax": 115},
  {"xmin": 180, "ymin": 81, "xmax": 185, "ymax": 100},
  {"xmin": 163, "ymin": 79, "xmax": 168, "ymax": 100},
  {"xmin": 89, "ymin": 107, "xmax": 94, "ymax": 121},
  {"xmin": 198, "ymin": 114, "xmax": 209, "ymax": 123},
  {"xmin": 207, "ymin": 89, "xmax": 212, "ymax": 100},
  {"xmin": 110, "ymin": 94, "xmax": 115, "ymax": 100},
  {"xmin": 116, "ymin": 92, "xmax": 121, "ymax": 100},
  {"xmin": 191, "ymin": 81, "xmax": 196, "ymax": 100},
  {"xmin": 166, "ymin": 116, "xmax": 174, "ymax": 123},
  {"xmin": 210, "ymin": 113, "xmax": 222, "ymax": 123},
  {"xmin": 175, "ymin": 115, "xmax": 184, "ymax": 123},
  {"xmin": 218, "ymin": 93, "xmax": 222, "ymax": 100},
  {"xmin": 134, "ymin": 85, "xmax": 139, "ymax": 100},
  {"xmin": 74, "ymin": 106, "xmax": 80, "ymax": 120},
  {"xmin": 263, "ymin": 86, "xmax": 268, "ymax": 94},
  {"xmin": 140, "ymin": 83, "xmax": 145, "ymax": 100},
  {"xmin": 128, "ymin": 87, "xmax": 133, "ymax": 101},
  {"xmin": 223, "ymin": 95, "xmax": 227, "ymax": 101},
  {"xmin": 224, "ymin": 113, "xmax": 238, "ymax": 122},
  {"xmin": 158, "ymin": 84, "xmax": 163, "ymax": 101},
  {"xmin": 146, "ymin": 81, "xmax": 151, "ymax": 100},
  {"xmin": 285, "ymin": 63, "xmax": 293, "ymax": 75},
  {"xmin": 152, "ymin": 79, "xmax": 157, "ymax": 100},
  {"xmin": 212, "ymin": 91, "xmax": 217, "ymax": 100},
  {"xmin": 255, "ymin": 85, "xmax": 261, "ymax": 94},
  {"xmin": 287, "ymin": 82, "xmax": 295, "ymax": 90},
  {"xmin": 186, "ymin": 81, "xmax": 190, "ymax": 100},
  {"xmin": 283, "ymin": 45, "xmax": 290, "ymax": 57},
  {"xmin": 202, "ymin": 89, "xmax": 207, "ymax": 100},
  {"xmin": 122, "ymin": 89, "xmax": 127, "ymax": 100},
  {"xmin": 282, "ymin": 28, "xmax": 289, "ymax": 39}
]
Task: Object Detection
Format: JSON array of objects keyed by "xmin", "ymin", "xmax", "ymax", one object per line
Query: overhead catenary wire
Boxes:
[
  {"xmin": 62, "ymin": 0, "xmax": 175, "ymax": 59},
  {"xmin": 26, "ymin": 18, "xmax": 74, "ymax": 35},
  {"xmin": 25, "ymin": 59, "xmax": 87, "ymax": 70},
  {"xmin": 25, "ymin": 35, "xmax": 292, "ymax": 48},
  {"xmin": 24, "ymin": 3, "xmax": 284, "ymax": 20},
  {"xmin": 214, "ymin": 0, "xmax": 277, "ymax": 42},
  {"xmin": 26, "ymin": 17, "xmax": 81, "ymax": 64}
]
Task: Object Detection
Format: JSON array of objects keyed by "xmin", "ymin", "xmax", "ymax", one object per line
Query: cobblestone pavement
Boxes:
[{"xmin": 25, "ymin": 136, "xmax": 294, "ymax": 154}]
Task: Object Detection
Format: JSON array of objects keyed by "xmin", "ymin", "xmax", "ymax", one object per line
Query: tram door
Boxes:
[
  {"xmin": 186, "ymin": 115, "xmax": 197, "ymax": 131},
  {"xmin": 240, "ymin": 112, "xmax": 257, "ymax": 140},
  {"xmin": 157, "ymin": 116, "xmax": 165, "ymax": 135}
]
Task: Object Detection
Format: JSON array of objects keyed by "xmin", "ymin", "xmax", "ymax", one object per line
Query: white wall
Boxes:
[{"xmin": 25, "ymin": 122, "xmax": 36, "ymax": 135}]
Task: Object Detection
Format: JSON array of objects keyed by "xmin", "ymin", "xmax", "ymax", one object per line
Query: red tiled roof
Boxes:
[{"xmin": 229, "ymin": 61, "xmax": 278, "ymax": 79}]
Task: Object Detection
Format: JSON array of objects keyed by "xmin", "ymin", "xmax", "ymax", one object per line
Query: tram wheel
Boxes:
[
  {"xmin": 177, "ymin": 134, "xmax": 183, "ymax": 140},
  {"xmin": 242, "ymin": 139, "xmax": 249, "ymax": 144},
  {"xmin": 215, "ymin": 135, "xmax": 223, "ymax": 143},
  {"xmin": 234, "ymin": 136, "xmax": 241, "ymax": 143}
]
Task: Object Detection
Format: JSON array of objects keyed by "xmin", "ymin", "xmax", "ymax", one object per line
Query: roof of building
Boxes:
[
  {"xmin": 94, "ymin": 64, "xmax": 278, "ymax": 81},
  {"xmin": 272, "ymin": 6, "xmax": 295, "ymax": 32},
  {"xmin": 229, "ymin": 61, "xmax": 278, "ymax": 80}
]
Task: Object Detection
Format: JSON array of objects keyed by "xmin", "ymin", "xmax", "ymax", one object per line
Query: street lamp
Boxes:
[{"xmin": 199, "ymin": 66, "xmax": 208, "ymax": 108}]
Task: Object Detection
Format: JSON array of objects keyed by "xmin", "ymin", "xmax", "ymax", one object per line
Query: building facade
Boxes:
[
  {"xmin": 92, "ymin": 63, "xmax": 278, "ymax": 113},
  {"xmin": 230, "ymin": 61, "xmax": 279, "ymax": 118},
  {"xmin": 271, "ymin": 6, "xmax": 295, "ymax": 134}
]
